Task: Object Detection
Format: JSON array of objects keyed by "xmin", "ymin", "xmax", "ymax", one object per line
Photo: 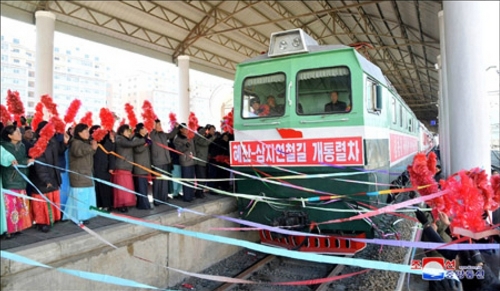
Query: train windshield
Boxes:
[
  {"xmin": 241, "ymin": 73, "xmax": 286, "ymax": 119},
  {"xmin": 296, "ymin": 66, "xmax": 351, "ymax": 115}
]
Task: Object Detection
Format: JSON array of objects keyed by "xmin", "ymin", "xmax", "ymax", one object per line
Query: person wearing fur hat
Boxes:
[
  {"xmin": 194, "ymin": 124, "xmax": 216, "ymax": 198},
  {"xmin": 149, "ymin": 119, "xmax": 179, "ymax": 205},
  {"xmin": 173, "ymin": 123, "xmax": 196, "ymax": 202},
  {"xmin": 132, "ymin": 123, "xmax": 151, "ymax": 209}
]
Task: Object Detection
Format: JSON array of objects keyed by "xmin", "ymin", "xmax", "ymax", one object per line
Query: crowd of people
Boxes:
[
  {"xmin": 412, "ymin": 153, "xmax": 500, "ymax": 291},
  {"xmin": 416, "ymin": 208, "xmax": 500, "ymax": 291},
  {"xmin": 0, "ymin": 118, "xmax": 233, "ymax": 237}
]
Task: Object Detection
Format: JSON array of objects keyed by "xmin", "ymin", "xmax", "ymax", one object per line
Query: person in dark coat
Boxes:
[
  {"xmin": 207, "ymin": 131, "xmax": 221, "ymax": 193},
  {"xmin": 29, "ymin": 121, "xmax": 68, "ymax": 232},
  {"xmin": 89, "ymin": 125, "xmax": 116, "ymax": 211},
  {"xmin": 212, "ymin": 132, "xmax": 232, "ymax": 192},
  {"xmin": 22, "ymin": 126, "xmax": 35, "ymax": 155},
  {"xmin": 324, "ymin": 91, "xmax": 347, "ymax": 112},
  {"xmin": 113, "ymin": 124, "xmax": 145, "ymax": 212},
  {"xmin": 132, "ymin": 123, "xmax": 151, "ymax": 209},
  {"xmin": 194, "ymin": 125, "xmax": 216, "ymax": 198},
  {"xmin": 415, "ymin": 210, "xmax": 500, "ymax": 291},
  {"xmin": 169, "ymin": 138, "xmax": 182, "ymax": 198},
  {"xmin": 149, "ymin": 119, "xmax": 179, "ymax": 205},
  {"xmin": 173, "ymin": 124, "xmax": 196, "ymax": 202}
]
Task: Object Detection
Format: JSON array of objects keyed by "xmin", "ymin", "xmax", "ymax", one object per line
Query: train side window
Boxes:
[
  {"xmin": 366, "ymin": 78, "xmax": 382, "ymax": 113},
  {"xmin": 408, "ymin": 118, "xmax": 413, "ymax": 132},
  {"xmin": 391, "ymin": 98, "xmax": 397, "ymax": 124},
  {"xmin": 296, "ymin": 66, "xmax": 351, "ymax": 115},
  {"xmin": 399, "ymin": 104, "xmax": 403, "ymax": 128},
  {"xmin": 241, "ymin": 73, "xmax": 286, "ymax": 119}
]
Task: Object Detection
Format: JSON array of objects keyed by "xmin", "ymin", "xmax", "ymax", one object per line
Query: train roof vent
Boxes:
[{"xmin": 268, "ymin": 29, "xmax": 318, "ymax": 58}]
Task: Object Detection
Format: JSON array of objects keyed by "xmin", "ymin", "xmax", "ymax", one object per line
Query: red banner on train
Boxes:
[
  {"xmin": 390, "ymin": 132, "xmax": 419, "ymax": 163},
  {"xmin": 230, "ymin": 137, "xmax": 364, "ymax": 166}
]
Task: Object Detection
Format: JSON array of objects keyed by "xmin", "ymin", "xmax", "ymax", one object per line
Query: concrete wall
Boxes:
[{"xmin": 0, "ymin": 198, "xmax": 259, "ymax": 290}]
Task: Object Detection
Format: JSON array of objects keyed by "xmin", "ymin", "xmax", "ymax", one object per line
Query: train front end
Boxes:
[{"xmin": 230, "ymin": 29, "xmax": 392, "ymax": 254}]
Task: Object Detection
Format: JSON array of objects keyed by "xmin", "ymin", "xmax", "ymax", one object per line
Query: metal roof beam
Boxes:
[
  {"xmin": 415, "ymin": 0, "xmax": 433, "ymax": 101},
  {"xmin": 342, "ymin": 1, "xmax": 410, "ymax": 94},
  {"xmin": 333, "ymin": 11, "xmax": 439, "ymax": 43},
  {"xmin": 389, "ymin": 1, "xmax": 425, "ymax": 99},
  {"xmin": 119, "ymin": 1, "xmax": 262, "ymax": 62},
  {"xmin": 202, "ymin": 0, "xmax": 385, "ymax": 37}
]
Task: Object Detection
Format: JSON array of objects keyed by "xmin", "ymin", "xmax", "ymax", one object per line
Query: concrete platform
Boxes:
[{"xmin": 0, "ymin": 195, "xmax": 259, "ymax": 290}]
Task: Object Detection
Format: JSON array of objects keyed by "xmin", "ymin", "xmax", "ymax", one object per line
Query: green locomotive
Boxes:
[{"xmin": 230, "ymin": 29, "xmax": 433, "ymax": 254}]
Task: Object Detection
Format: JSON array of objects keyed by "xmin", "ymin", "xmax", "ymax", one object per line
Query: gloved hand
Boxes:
[
  {"xmin": 459, "ymin": 250, "xmax": 484, "ymax": 266},
  {"xmin": 415, "ymin": 209, "xmax": 428, "ymax": 225},
  {"xmin": 145, "ymin": 138, "xmax": 152, "ymax": 146}
]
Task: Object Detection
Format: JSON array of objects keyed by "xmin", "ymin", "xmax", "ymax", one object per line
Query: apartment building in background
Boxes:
[
  {"xmin": 1, "ymin": 31, "xmax": 109, "ymax": 120},
  {"xmin": 1, "ymin": 16, "xmax": 232, "ymax": 128}
]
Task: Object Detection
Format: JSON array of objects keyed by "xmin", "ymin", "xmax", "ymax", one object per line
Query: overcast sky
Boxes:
[{"xmin": 1, "ymin": 16, "xmax": 196, "ymax": 78}]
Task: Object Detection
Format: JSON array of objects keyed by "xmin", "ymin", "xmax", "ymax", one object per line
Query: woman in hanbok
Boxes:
[
  {"xmin": 113, "ymin": 124, "xmax": 145, "ymax": 212},
  {"xmin": 0, "ymin": 125, "xmax": 33, "ymax": 235},
  {"xmin": 29, "ymin": 121, "xmax": 68, "ymax": 232},
  {"xmin": 63, "ymin": 123, "xmax": 98, "ymax": 224},
  {"xmin": 1, "ymin": 144, "xmax": 16, "ymax": 238}
]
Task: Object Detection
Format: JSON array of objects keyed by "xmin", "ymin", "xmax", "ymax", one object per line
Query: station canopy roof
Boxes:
[{"xmin": 1, "ymin": 0, "xmax": 443, "ymax": 125}]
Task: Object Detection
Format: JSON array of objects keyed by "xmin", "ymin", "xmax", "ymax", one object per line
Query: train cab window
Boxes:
[
  {"xmin": 296, "ymin": 66, "xmax": 351, "ymax": 115},
  {"xmin": 241, "ymin": 73, "xmax": 286, "ymax": 119}
]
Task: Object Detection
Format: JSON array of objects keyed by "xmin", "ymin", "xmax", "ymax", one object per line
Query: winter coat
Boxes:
[
  {"xmin": 93, "ymin": 135, "xmax": 116, "ymax": 174},
  {"xmin": 173, "ymin": 133, "xmax": 195, "ymax": 167},
  {"xmin": 0, "ymin": 141, "xmax": 29, "ymax": 190},
  {"xmin": 132, "ymin": 135, "xmax": 150, "ymax": 176},
  {"xmin": 114, "ymin": 135, "xmax": 145, "ymax": 172},
  {"xmin": 169, "ymin": 139, "xmax": 180, "ymax": 165},
  {"xmin": 29, "ymin": 136, "xmax": 62, "ymax": 193},
  {"xmin": 150, "ymin": 127, "xmax": 178, "ymax": 166},
  {"xmin": 68, "ymin": 138, "xmax": 95, "ymax": 188},
  {"xmin": 194, "ymin": 128, "xmax": 216, "ymax": 166}
]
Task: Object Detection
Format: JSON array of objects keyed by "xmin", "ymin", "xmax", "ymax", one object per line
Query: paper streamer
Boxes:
[
  {"xmin": 318, "ymin": 189, "xmax": 450, "ymax": 225},
  {"xmin": 13, "ymin": 164, "xmax": 117, "ymax": 248},
  {"xmin": 33, "ymin": 161, "xmax": 325, "ymax": 238},
  {"xmin": 91, "ymin": 209, "xmax": 423, "ymax": 275}
]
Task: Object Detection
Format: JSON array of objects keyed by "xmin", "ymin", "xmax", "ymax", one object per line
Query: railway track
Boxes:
[{"xmin": 212, "ymin": 254, "xmax": 351, "ymax": 291}]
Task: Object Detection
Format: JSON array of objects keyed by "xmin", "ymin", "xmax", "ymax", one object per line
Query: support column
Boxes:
[
  {"xmin": 437, "ymin": 10, "xmax": 451, "ymax": 177},
  {"xmin": 35, "ymin": 11, "xmax": 56, "ymax": 100},
  {"xmin": 177, "ymin": 56, "xmax": 190, "ymax": 123},
  {"xmin": 443, "ymin": 2, "xmax": 494, "ymax": 174}
]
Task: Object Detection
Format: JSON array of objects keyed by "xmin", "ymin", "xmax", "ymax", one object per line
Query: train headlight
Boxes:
[
  {"xmin": 279, "ymin": 40, "xmax": 288, "ymax": 50},
  {"xmin": 268, "ymin": 29, "xmax": 318, "ymax": 57}
]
